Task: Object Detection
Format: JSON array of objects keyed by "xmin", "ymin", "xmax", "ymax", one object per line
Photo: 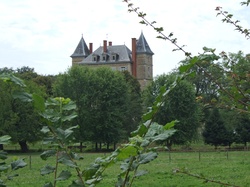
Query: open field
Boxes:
[{"xmin": 4, "ymin": 150, "xmax": 250, "ymax": 187}]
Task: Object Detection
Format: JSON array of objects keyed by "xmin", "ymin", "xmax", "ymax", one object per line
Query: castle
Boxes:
[{"xmin": 70, "ymin": 32, "xmax": 154, "ymax": 89}]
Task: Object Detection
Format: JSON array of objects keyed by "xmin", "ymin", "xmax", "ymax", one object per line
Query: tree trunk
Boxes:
[
  {"xmin": 113, "ymin": 142, "xmax": 116, "ymax": 150},
  {"xmin": 0, "ymin": 144, "xmax": 3, "ymax": 150},
  {"xmin": 99, "ymin": 142, "xmax": 102, "ymax": 150},
  {"xmin": 166, "ymin": 140, "xmax": 172, "ymax": 151},
  {"xmin": 107, "ymin": 142, "xmax": 109, "ymax": 150},
  {"xmin": 95, "ymin": 142, "xmax": 98, "ymax": 151},
  {"xmin": 80, "ymin": 142, "xmax": 83, "ymax": 152},
  {"xmin": 19, "ymin": 140, "xmax": 28, "ymax": 152}
]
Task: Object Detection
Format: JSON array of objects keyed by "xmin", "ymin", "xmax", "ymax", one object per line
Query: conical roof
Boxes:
[
  {"xmin": 70, "ymin": 36, "xmax": 90, "ymax": 57},
  {"xmin": 136, "ymin": 32, "xmax": 154, "ymax": 55}
]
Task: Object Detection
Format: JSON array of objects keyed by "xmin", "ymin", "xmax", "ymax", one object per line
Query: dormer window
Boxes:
[
  {"xmin": 111, "ymin": 53, "xmax": 119, "ymax": 61},
  {"xmin": 92, "ymin": 54, "xmax": 99, "ymax": 62},
  {"xmin": 101, "ymin": 53, "xmax": 109, "ymax": 62}
]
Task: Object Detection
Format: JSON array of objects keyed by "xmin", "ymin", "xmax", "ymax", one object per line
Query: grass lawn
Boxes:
[{"xmin": 4, "ymin": 150, "xmax": 250, "ymax": 187}]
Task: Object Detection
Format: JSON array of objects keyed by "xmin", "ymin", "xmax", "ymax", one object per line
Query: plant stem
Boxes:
[
  {"xmin": 53, "ymin": 151, "xmax": 59, "ymax": 187},
  {"xmin": 175, "ymin": 169, "xmax": 241, "ymax": 187},
  {"xmin": 122, "ymin": 156, "xmax": 135, "ymax": 187}
]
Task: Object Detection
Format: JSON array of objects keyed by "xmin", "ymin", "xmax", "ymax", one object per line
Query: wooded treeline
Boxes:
[{"xmin": 0, "ymin": 51, "xmax": 249, "ymax": 152}]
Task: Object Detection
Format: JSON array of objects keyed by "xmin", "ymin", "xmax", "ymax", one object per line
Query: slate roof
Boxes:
[
  {"xmin": 70, "ymin": 36, "xmax": 90, "ymax": 58},
  {"xmin": 136, "ymin": 32, "xmax": 154, "ymax": 55},
  {"xmin": 79, "ymin": 45, "xmax": 132, "ymax": 64}
]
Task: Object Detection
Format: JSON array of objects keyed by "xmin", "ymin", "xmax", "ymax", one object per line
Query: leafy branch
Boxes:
[
  {"xmin": 123, "ymin": 0, "xmax": 249, "ymax": 112},
  {"xmin": 40, "ymin": 97, "xmax": 85, "ymax": 187},
  {"xmin": 82, "ymin": 80, "xmax": 178, "ymax": 186},
  {"xmin": 174, "ymin": 168, "xmax": 241, "ymax": 187},
  {"xmin": 215, "ymin": 6, "xmax": 250, "ymax": 39},
  {"xmin": 123, "ymin": 0, "xmax": 192, "ymax": 57}
]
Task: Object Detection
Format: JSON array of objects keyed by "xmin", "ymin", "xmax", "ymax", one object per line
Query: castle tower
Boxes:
[
  {"xmin": 70, "ymin": 36, "xmax": 90, "ymax": 65},
  {"xmin": 136, "ymin": 32, "xmax": 154, "ymax": 89}
]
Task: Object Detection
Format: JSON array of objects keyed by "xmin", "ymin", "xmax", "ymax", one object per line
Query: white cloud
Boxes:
[{"xmin": 0, "ymin": 0, "xmax": 249, "ymax": 76}]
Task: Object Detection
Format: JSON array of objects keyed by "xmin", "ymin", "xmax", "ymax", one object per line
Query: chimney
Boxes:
[
  {"xmin": 109, "ymin": 41, "xmax": 112, "ymax": 46},
  {"xmin": 132, "ymin": 38, "xmax": 137, "ymax": 77},
  {"xmin": 103, "ymin": 40, "xmax": 107, "ymax": 53},
  {"xmin": 89, "ymin": 43, "xmax": 93, "ymax": 54}
]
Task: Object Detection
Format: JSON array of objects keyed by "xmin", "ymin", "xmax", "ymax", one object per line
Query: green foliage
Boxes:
[
  {"xmin": 79, "ymin": 77, "xmax": 177, "ymax": 186},
  {"xmin": 40, "ymin": 97, "xmax": 85, "ymax": 186},
  {"xmin": 53, "ymin": 66, "xmax": 133, "ymax": 149},
  {"xmin": 203, "ymin": 108, "xmax": 232, "ymax": 148},
  {"xmin": 0, "ymin": 136, "xmax": 27, "ymax": 186},
  {"xmin": 0, "ymin": 69, "xmax": 47, "ymax": 152},
  {"xmin": 219, "ymin": 52, "xmax": 250, "ymax": 111},
  {"xmin": 121, "ymin": 71, "xmax": 143, "ymax": 136},
  {"xmin": 234, "ymin": 113, "xmax": 250, "ymax": 146},
  {"xmin": 143, "ymin": 73, "xmax": 200, "ymax": 148}
]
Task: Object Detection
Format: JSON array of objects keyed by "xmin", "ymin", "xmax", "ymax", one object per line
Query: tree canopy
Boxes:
[{"xmin": 53, "ymin": 66, "xmax": 142, "ymax": 150}]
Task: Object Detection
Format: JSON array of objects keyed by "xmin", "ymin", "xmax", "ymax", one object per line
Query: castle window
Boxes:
[
  {"xmin": 111, "ymin": 53, "xmax": 119, "ymax": 61},
  {"xmin": 92, "ymin": 54, "xmax": 99, "ymax": 62},
  {"xmin": 120, "ymin": 67, "xmax": 127, "ymax": 71},
  {"xmin": 101, "ymin": 53, "xmax": 109, "ymax": 62}
]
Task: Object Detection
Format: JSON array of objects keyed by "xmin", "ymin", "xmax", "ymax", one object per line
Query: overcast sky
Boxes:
[{"xmin": 0, "ymin": 0, "xmax": 249, "ymax": 77}]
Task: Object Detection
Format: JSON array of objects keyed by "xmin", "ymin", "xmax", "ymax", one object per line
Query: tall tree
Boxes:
[
  {"xmin": 202, "ymin": 108, "xmax": 231, "ymax": 149},
  {"xmin": 219, "ymin": 51, "xmax": 250, "ymax": 111},
  {"xmin": 0, "ymin": 69, "xmax": 45, "ymax": 152},
  {"xmin": 143, "ymin": 73, "xmax": 201, "ymax": 149},
  {"xmin": 53, "ymin": 66, "xmax": 129, "ymax": 150},
  {"xmin": 234, "ymin": 113, "xmax": 250, "ymax": 147},
  {"xmin": 121, "ymin": 71, "xmax": 143, "ymax": 136}
]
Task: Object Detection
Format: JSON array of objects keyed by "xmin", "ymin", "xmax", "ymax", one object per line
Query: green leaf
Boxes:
[
  {"xmin": 40, "ymin": 165, "xmax": 55, "ymax": 175},
  {"xmin": 151, "ymin": 129, "xmax": 176, "ymax": 142},
  {"xmin": 41, "ymin": 126, "xmax": 50, "ymax": 134},
  {"xmin": 58, "ymin": 156, "xmax": 78, "ymax": 168},
  {"xmin": 135, "ymin": 170, "xmax": 148, "ymax": 177},
  {"xmin": 42, "ymin": 137, "xmax": 57, "ymax": 144},
  {"xmin": 0, "ymin": 151, "xmax": 8, "ymax": 160},
  {"xmin": 179, "ymin": 57, "xmax": 198, "ymax": 73},
  {"xmin": 0, "ymin": 73, "xmax": 26, "ymax": 87},
  {"xmin": 131, "ymin": 124, "xmax": 148, "ymax": 137},
  {"xmin": 138, "ymin": 152, "xmax": 158, "ymax": 164},
  {"xmin": 0, "ymin": 179, "xmax": 6, "ymax": 187},
  {"xmin": 40, "ymin": 150, "xmax": 57, "ymax": 160},
  {"xmin": 32, "ymin": 93, "xmax": 45, "ymax": 112},
  {"xmin": 7, "ymin": 174, "xmax": 19, "ymax": 180},
  {"xmin": 62, "ymin": 101, "xmax": 76, "ymax": 111},
  {"xmin": 70, "ymin": 152, "xmax": 84, "ymax": 160},
  {"xmin": 142, "ymin": 111, "xmax": 153, "ymax": 121},
  {"xmin": 85, "ymin": 176, "xmax": 102, "ymax": 185},
  {"xmin": 83, "ymin": 164, "xmax": 100, "ymax": 181},
  {"xmin": 64, "ymin": 125, "xmax": 79, "ymax": 138},
  {"xmin": 117, "ymin": 145, "xmax": 138, "ymax": 160},
  {"xmin": 0, "ymin": 165, "xmax": 9, "ymax": 172},
  {"xmin": 164, "ymin": 120, "xmax": 177, "ymax": 130},
  {"xmin": 61, "ymin": 113, "xmax": 78, "ymax": 122},
  {"xmin": 12, "ymin": 91, "xmax": 32, "ymax": 102},
  {"xmin": 0, "ymin": 135, "xmax": 11, "ymax": 145},
  {"xmin": 56, "ymin": 170, "xmax": 72, "ymax": 181},
  {"xmin": 11, "ymin": 159, "xmax": 27, "ymax": 170}
]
